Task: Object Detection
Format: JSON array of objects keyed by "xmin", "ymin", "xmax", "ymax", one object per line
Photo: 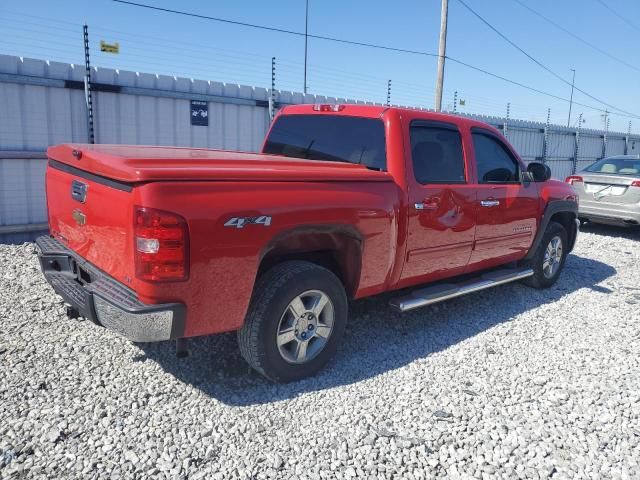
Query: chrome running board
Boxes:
[{"xmin": 389, "ymin": 267, "xmax": 534, "ymax": 312}]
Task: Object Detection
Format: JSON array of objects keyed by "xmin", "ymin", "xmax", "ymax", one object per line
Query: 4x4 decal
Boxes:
[{"xmin": 224, "ymin": 215, "xmax": 272, "ymax": 229}]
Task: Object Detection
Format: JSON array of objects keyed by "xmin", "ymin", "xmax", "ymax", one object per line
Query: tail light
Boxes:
[
  {"xmin": 134, "ymin": 207, "xmax": 189, "ymax": 282},
  {"xmin": 313, "ymin": 104, "xmax": 345, "ymax": 112},
  {"xmin": 630, "ymin": 180, "xmax": 640, "ymax": 187},
  {"xmin": 565, "ymin": 175, "xmax": 583, "ymax": 185}
]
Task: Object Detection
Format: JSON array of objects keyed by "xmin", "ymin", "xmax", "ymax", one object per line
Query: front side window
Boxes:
[
  {"xmin": 472, "ymin": 132, "xmax": 520, "ymax": 183},
  {"xmin": 263, "ymin": 114, "xmax": 386, "ymax": 171},
  {"xmin": 410, "ymin": 124, "xmax": 465, "ymax": 184}
]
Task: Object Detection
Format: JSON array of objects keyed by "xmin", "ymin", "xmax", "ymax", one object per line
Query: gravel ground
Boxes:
[{"xmin": 1, "ymin": 224, "xmax": 639, "ymax": 480}]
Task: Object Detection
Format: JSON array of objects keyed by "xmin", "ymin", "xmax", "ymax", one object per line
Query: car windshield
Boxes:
[
  {"xmin": 584, "ymin": 157, "xmax": 640, "ymax": 176},
  {"xmin": 263, "ymin": 114, "xmax": 387, "ymax": 171}
]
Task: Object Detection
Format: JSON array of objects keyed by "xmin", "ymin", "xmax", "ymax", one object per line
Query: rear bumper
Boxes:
[
  {"xmin": 36, "ymin": 235, "xmax": 185, "ymax": 342},
  {"xmin": 579, "ymin": 201, "xmax": 640, "ymax": 226}
]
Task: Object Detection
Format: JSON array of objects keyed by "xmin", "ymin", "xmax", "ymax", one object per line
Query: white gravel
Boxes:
[{"xmin": 1, "ymin": 224, "xmax": 639, "ymax": 479}]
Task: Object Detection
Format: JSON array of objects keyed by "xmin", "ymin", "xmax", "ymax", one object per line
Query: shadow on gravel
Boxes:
[
  {"xmin": 138, "ymin": 254, "xmax": 616, "ymax": 406},
  {"xmin": 579, "ymin": 222, "xmax": 640, "ymax": 241}
]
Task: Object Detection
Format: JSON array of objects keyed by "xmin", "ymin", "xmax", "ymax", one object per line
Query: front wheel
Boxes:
[
  {"xmin": 238, "ymin": 261, "xmax": 347, "ymax": 382},
  {"xmin": 522, "ymin": 221, "xmax": 568, "ymax": 289}
]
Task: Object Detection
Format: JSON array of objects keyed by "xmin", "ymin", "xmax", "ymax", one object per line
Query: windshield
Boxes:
[
  {"xmin": 263, "ymin": 114, "xmax": 387, "ymax": 171},
  {"xmin": 585, "ymin": 157, "xmax": 640, "ymax": 176}
]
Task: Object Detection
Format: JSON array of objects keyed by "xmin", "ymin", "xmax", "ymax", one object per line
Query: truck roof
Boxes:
[{"xmin": 281, "ymin": 104, "xmax": 499, "ymax": 133}]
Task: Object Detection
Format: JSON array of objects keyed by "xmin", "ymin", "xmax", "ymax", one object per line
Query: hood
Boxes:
[{"xmin": 47, "ymin": 144, "xmax": 392, "ymax": 183}]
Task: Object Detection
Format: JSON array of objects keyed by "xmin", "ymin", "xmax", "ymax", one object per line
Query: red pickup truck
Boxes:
[{"xmin": 37, "ymin": 105, "xmax": 579, "ymax": 382}]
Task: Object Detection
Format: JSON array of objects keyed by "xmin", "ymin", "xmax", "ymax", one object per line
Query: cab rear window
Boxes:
[{"xmin": 263, "ymin": 114, "xmax": 387, "ymax": 171}]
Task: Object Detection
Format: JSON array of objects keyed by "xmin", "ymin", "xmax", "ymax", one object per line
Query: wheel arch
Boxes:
[
  {"xmin": 257, "ymin": 225, "xmax": 363, "ymax": 298},
  {"xmin": 525, "ymin": 200, "xmax": 578, "ymax": 260}
]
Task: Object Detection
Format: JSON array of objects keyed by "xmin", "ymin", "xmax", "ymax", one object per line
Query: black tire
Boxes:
[
  {"xmin": 522, "ymin": 221, "xmax": 569, "ymax": 289},
  {"xmin": 237, "ymin": 261, "xmax": 348, "ymax": 382}
]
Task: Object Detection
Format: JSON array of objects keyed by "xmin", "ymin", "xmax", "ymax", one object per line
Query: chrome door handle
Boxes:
[
  {"xmin": 480, "ymin": 200, "xmax": 500, "ymax": 207},
  {"xmin": 415, "ymin": 202, "xmax": 438, "ymax": 211}
]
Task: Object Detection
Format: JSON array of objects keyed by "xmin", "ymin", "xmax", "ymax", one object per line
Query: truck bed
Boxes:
[{"xmin": 47, "ymin": 144, "xmax": 392, "ymax": 183}]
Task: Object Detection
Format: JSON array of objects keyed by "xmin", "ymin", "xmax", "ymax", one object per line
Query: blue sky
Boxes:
[{"xmin": 2, "ymin": 0, "xmax": 639, "ymax": 132}]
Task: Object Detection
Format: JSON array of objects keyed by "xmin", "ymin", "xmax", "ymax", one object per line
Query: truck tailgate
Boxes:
[{"xmin": 46, "ymin": 159, "xmax": 135, "ymax": 287}]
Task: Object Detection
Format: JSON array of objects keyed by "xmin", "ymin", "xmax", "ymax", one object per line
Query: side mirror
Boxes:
[{"xmin": 527, "ymin": 162, "xmax": 552, "ymax": 182}]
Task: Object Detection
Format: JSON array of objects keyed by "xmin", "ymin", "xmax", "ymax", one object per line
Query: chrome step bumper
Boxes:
[{"xmin": 36, "ymin": 235, "xmax": 185, "ymax": 342}]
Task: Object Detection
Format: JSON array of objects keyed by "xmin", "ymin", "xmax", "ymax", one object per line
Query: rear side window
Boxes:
[
  {"xmin": 472, "ymin": 132, "xmax": 520, "ymax": 183},
  {"xmin": 410, "ymin": 124, "xmax": 465, "ymax": 184},
  {"xmin": 263, "ymin": 114, "xmax": 386, "ymax": 170}
]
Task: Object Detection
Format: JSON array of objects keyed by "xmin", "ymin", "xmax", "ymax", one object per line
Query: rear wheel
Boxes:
[
  {"xmin": 522, "ymin": 221, "xmax": 568, "ymax": 289},
  {"xmin": 238, "ymin": 261, "xmax": 347, "ymax": 382}
]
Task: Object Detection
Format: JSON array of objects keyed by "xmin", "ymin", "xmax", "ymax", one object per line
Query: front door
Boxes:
[
  {"xmin": 467, "ymin": 128, "xmax": 539, "ymax": 270},
  {"xmin": 400, "ymin": 120, "xmax": 477, "ymax": 286}
]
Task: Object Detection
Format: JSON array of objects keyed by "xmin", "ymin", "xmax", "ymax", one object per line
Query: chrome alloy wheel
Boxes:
[
  {"xmin": 276, "ymin": 290, "xmax": 334, "ymax": 364},
  {"xmin": 543, "ymin": 235, "xmax": 563, "ymax": 279}
]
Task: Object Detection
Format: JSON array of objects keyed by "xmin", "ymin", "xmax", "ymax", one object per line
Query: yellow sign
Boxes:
[{"xmin": 100, "ymin": 41, "xmax": 120, "ymax": 54}]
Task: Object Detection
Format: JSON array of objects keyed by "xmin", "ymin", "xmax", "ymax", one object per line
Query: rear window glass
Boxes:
[
  {"xmin": 585, "ymin": 157, "xmax": 640, "ymax": 176},
  {"xmin": 410, "ymin": 124, "xmax": 465, "ymax": 183},
  {"xmin": 263, "ymin": 114, "xmax": 387, "ymax": 171}
]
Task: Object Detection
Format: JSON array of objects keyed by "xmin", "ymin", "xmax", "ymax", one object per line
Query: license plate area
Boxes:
[
  {"xmin": 584, "ymin": 183, "xmax": 627, "ymax": 196},
  {"xmin": 40, "ymin": 254, "xmax": 76, "ymax": 275}
]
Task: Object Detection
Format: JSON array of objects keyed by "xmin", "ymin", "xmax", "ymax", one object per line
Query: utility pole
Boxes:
[
  {"xmin": 453, "ymin": 90, "xmax": 458, "ymax": 113},
  {"xmin": 601, "ymin": 110, "xmax": 609, "ymax": 131},
  {"xmin": 567, "ymin": 68, "xmax": 575, "ymax": 127},
  {"xmin": 434, "ymin": 0, "xmax": 449, "ymax": 112},
  {"xmin": 303, "ymin": 0, "xmax": 309, "ymax": 94}
]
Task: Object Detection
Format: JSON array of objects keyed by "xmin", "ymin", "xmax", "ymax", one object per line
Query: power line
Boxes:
[
  {"xmin": 454, "ymin": 0, "xmax": 640, "ymax": 119},
  {"xmin": 7, "ymin": 2, "xmax": 638, "ymax": 123},
  {"xmin": 111, "ymin": 0, "xmax": 439, "ymax": 58},
  {"xmin": 111, "ymin": 0, "xmax": 640, "ymax": 121},
  {"xmin": 510, "ymin": 0, "xmax": 640, "ymax": 73},
  {"xmin": 446, "ymin": 56, "xmax": 640, "ymax": 120},
  {"xmin": 595, "ymin": 0, "xmax": 640, "ymax": 32}
]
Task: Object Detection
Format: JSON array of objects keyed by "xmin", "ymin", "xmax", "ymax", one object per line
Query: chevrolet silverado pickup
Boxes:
[{"xmin": 37, "ymin": 104, "xmax": 579, "ymax": 382}]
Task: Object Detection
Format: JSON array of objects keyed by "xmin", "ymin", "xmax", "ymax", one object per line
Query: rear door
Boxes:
[
  {"xmin": 467, "ymin": 128, "xmax": 539, "ymax": 269},
  {"xmin": 400, "ymin": 120, "xmax": 476, "ymax": 285}
]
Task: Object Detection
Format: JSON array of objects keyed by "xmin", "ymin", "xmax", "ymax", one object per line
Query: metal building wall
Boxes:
[
  {"xmin": 606, "ymin": 137, "xmax": 626, "ymax": 157},
  {"xmin": 505, "ymin": 127, "xmax": 545, "ymax": 162},
  {"xmin": 90, "ymin": 67, "xmax": 272, "ymax": 151},
  {"xmin": 1, "ymin": 54, "xmax": 640, "ymax": 242}
]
